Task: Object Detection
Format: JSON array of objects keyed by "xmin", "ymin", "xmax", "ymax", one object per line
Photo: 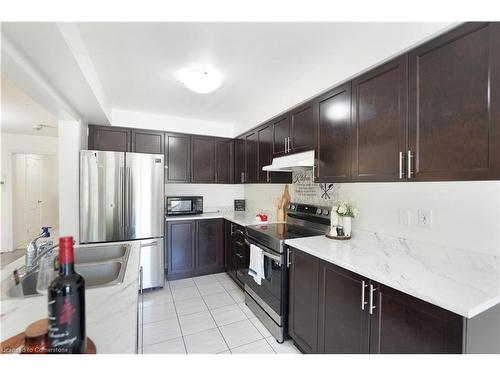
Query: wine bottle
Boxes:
[{"xmin": 48, "ymin": 236, "xmax": 86, "ymax": 354}]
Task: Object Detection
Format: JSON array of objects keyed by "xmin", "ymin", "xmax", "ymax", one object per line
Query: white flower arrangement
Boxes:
[{"xmin": 335, "ymin": 201, "xmax": 358, "ymax": 218}]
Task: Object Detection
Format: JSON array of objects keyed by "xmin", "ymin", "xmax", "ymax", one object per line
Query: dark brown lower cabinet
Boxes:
[
  {"xmin": 224, "ymin": 220, "xmax": 246, "ymax": 289},
  {"xmin": 288, "ymin": 249, "xmax": 320, "ymax": 353},
  {"xmin": 288, "ymin": 246, "xmax": 499, "ymax": 354},
  {"xmin": 318, "ymin": 261, "xmax": 370, "ymax": 353},
  {"xmin": 167, "ymin": 219, "xmax": 224, "ymax": 280}
]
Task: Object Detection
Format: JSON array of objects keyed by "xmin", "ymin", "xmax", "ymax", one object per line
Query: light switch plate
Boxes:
[{"xmin": 418, "ymin": 209, "xmax": 432, "ymax": 229}]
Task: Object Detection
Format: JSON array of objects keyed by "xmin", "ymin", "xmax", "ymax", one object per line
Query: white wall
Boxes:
[
  {"xmin": 244, "ymin": 180, "xmax": 500, "ymax": 257},
  {"xmin": 112, "ymin": 109, "xmax": 234, "ymax": 138},
  {"xmin": 40, "ymin": 155, "xmax": 59, "ymax": 230},
  {"xmin": 0, "ymin": 133, "xmax": 58, "ymax": 252},
  {"xmin": 58, "ymin": 119, "xmax": 87, "ymax": 243},
  {"xmin": 166, "ymin": 184, "xmax": 244, "ymax": 213}
]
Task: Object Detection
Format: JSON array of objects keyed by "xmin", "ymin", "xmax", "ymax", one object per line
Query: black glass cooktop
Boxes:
[{"xmin": 246, "ymin": 223, "xmax": 324, "ymax": 252}]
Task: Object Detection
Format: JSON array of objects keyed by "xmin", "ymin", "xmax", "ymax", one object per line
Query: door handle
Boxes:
[
  {"xmin": 407, "ymin": 150, "xmax": 414, "ymax": 179},
  {"xmin": 141, "ymin": 241, "xmax": 158, "ymax": 247},
  {"xmin": 37, "ymin": 200, "xmax": 43, "ymax": 203},
  {"xmin": 398, "ymin": 152, "xmax": 405, "ymax": 180},
  {"xmin": 369, "ymin": 284, "xmax": 377, "ymax": 315},
  {"xmin": 361, "ymin": 280, "xmax": 368, "ymax": 310}
]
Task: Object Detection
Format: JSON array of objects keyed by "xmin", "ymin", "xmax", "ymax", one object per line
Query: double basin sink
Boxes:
[{"xmin": 6, "ymin": 244, "xmax": 131, "ymax": 298}]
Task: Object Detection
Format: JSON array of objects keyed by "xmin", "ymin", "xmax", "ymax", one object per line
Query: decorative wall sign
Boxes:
[{"xmin": 290, "ymin": 169, "xmax": 339, "ymax": 206}]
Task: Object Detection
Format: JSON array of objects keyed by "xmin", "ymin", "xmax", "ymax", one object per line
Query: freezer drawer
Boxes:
[
  {"xmin": 140, "ymin": 238, "xmax": 165, "ymax": 289},
  {"xmin": 80, "ymin": 150, "xmax": 125, "ymax": 243}
]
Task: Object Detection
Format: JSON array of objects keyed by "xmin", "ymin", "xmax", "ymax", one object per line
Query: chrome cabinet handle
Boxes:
[
  {"xmin": 407, "ymin": 150, "xmax": 414, "ymax": 179},
  {"xmin": 230, "ymin": 223, "xmax": 235, "ymax": 235},
  {"xmin": 267, "ymin": 171, "xmax": 270, "ymax": 183},
  {"xmin": 361, "ymin": 280, "xmax": 368, "ymax": 310},
  {"xmin": 284, "ymin": 138, "xmax": 287, "ymax": 153},
  {"xmin": 287, "ymin": 248, "xmax": 291, "ymax": 268},
  {"xmin": 287, "ymin": 137, "xmax": 291, "ymax": 153},
  {"xmin": 369, "ymin": 284, "xmax": 377, "ymax": 315},
  {"xmin": 398, "ymin": 152, "xmax": 405, "ymax": 179}
]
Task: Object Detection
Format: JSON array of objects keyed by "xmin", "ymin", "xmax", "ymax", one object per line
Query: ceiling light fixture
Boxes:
[{"xmin": 176, "ymin": 67, "xmax": 223, "ymax": 94}]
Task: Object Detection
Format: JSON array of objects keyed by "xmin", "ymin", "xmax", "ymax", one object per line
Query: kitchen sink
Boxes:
[
  {"xmin": 74, "ymin": 244, "xmax": 129, "ymax": 263},
  {"xmin": 3, "ymin": 244, "xmax": 130, "ymax": 298}
]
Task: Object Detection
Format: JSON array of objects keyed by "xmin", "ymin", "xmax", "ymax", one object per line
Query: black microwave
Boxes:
[{"xmin": 166, "ymin": 196, "xmax": 203, "ymax": 216}]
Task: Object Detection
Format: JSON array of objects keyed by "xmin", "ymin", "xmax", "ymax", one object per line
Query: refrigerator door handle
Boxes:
[
  {"xmin": 124, "ymin": 166, "xmax": 131, "ymax": 236},
  {"xmin": 118, "ymin": 166, "xmax": 124, "ymax": 231}
]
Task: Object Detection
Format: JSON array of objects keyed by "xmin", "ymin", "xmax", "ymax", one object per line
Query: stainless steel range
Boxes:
[{"xmin": 243, "ymin": 203, "xmax": 331, "ymax": 343}]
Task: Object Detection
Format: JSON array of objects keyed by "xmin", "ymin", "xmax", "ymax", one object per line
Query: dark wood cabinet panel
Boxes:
[
  {"xmin": 257, "ymin": 124, "xmax": 292, "ymax": 183},
  {"xmin": 317, "ymin": 84, "xmax": 352, "ymax": 182},
  {"xmin": 165, "ymin": 133, "xmax": 191, "ymax": 183},
  {"xmin": 370, "ymin": 283, "xmax": 463, "ymax": 354},
  {"xmin": 88, "ymin": 125, "xmax": 131, "ymax": 152},
  {"xmin": 167, "ymin": 220, "xmax": 196, "ymax": 278},
  {"xmin": 191, "ymin": 136, "xmax": 216, "ymax": 183},
  {"xmin": 245, "ymin": 131, "xmax": 258, "ymax": 183},
  {"xmin": 318, "ymin": 261, "xmax": 370, "ymax": 354},
  {"xmin": 288, "ymin": 248, "xmax": 320, "ymax": 353},
  {"xmin": 290, "ymin": 102, "xmax": 316, "ymax": 153},
  {"xmin": 235, "ymin": 137, "xmax": 246, "ymax": 183},
  {"xmin": 272, "ymin": 115, "xmax": 290, "ymax": 157},
  {"xmin": 131, "ymin": 129, "xmax": 164, "ymax": 154},
  {"xmin": 409, "ymin": 22, "xmax": 500, "ymax": 181},
  {"xmin": 196, "ymin": 219, "xmax": 224, "ymax": 273},
  {"xmin": 352, "ymin": 56, "xmax": 408, "ymax": 182},
  {"xmin": 225, "ymin": 221, "xmax": 245, "ymax": 288},
  {"xmin": 215, "ymin": 138, "xmax": 233, "ymax": 184}
]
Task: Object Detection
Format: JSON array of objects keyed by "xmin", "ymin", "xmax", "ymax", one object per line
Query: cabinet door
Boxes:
[
  {"xmin": 245, "ymin": 131, "xmax": 258, "ymax": 183},
  {"xmin": 369, "ymin": 283, "xmax": 464, "ymax": 354},
  {"xmin": 224, "ymin": 221, "xmax": 236, "ymax": 276},
  {"xmin": 257, "ymin": 124, "xmax": 292, "ymax": 183},
  {"xmin": 191, "ymin": 136, "xmax": 215, "ymax": 183},
  {"xmin": 288, "ymin": 248, "xmax": 320, "ymax": 353},
  {"xmin": 235, "ymin": 137, "xmax": 246, "ymax": 183},
  {"xmin": 317, "ymin": 84, "xmax": 352, "ymax": 182},
  {"xmin": 272, "ymin": 115, "xmax": 290, "ymax": 157},
  {"xmin": 351, "ymin": 56, "xmax": 408, "ymax": 182},
  {"xmin": 409, "ymin": 22, "xmax": 500, "ymax": 181},
  {"xmin": 317, "ymin": 261, "xmax": 370, "ymax": 353},
  {"xmin": 89, "ymin": 125, "xmax": 131, "ymax": 152},
  {"xmin": 131, "ymin": 129, "xmax": 164, "ymax": 154},
  {"xmin": 196, "ymin": 219, "xmax": 224, "ymax": 273},
  {"xmin": 165, "ymin": 133, "xmax": 191, "ymax": 183},
  {"xmin": 167, "ymin": 220, "xmax": 196, "ymax": 279},
  {"xmin": 215, "ymin": 138, "xmax": 233, "ymax": 184},
  {"xmin": 290, "ymin": 102, "xmax": 316, "ymax": 154}
]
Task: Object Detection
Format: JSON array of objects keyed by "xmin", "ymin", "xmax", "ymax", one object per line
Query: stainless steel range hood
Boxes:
[{"xmin": 262, "ymin": 150, "xmax": 315, "ymax": 172}]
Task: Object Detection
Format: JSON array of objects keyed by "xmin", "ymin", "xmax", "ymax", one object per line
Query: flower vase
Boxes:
[{"xmin": 342, "ymin": 216, "xmax": 352, "ymax": 237}]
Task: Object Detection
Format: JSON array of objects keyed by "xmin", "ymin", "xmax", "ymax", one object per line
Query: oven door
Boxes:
[{"xmin": 242, "ymin": 237, "xmax": 284, "ymax": 324}]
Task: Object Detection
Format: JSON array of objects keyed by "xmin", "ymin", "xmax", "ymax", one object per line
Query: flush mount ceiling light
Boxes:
[{"xmin": 176, "ymin": 67, "xmax": 223, "ymax": 94}]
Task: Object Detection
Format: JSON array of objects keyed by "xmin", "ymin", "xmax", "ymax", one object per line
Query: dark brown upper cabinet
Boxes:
[
  {"xmin": 351, "ymin": 55, "xmax": 408, "ymax": 182},
  {"xmin": 317, "ymin": 83, "xmax": 352, "ymax": 183},
  {"xmin": 215, "ymin": 138, "xmax": 234, "ymax": 184},
  {"xmin": 257, "ymin": 123, "xmax": 292, "ymax": 183},
  {"xmin": 88, "ymin": 125, "xmax": 131, "ymax": 152},
  {"xmin": 272, "ymin": 114, "xmax": 291, "ymax": 157},
  {"xmin": 290, "ymin": 101, "xmax": 316, "ymax": 154},
  {"xmin": 165, "ymin": 133, "xmax": 191, "ymax": 183},
  {"xmin": 409, "ymin": 22, "xmax": 500, "ymax": 181},
  {"xmin": 245, "ymin": 131, "xmax": 258, "ymax": 183},
  {"xmin": 235, "ymin": 137, "xmax": 246, "ymax": 183},
  {"xmin": 191, "ymin": 136, "xmax": 216, "ymax": 183},
  {"xmin": 131, "ymin": 129, "xmax": 164, "ymax": 154}
]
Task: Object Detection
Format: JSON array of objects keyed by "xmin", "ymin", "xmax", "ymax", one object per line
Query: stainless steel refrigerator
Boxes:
[{"xmin": 80, "ymin": 150, "xmax": 165, "ymax": 289}]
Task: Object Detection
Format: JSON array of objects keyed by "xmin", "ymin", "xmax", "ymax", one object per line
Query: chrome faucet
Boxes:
[{"xmin": 25, "ymin": 227, "xmax": 52, "ymax": 269}]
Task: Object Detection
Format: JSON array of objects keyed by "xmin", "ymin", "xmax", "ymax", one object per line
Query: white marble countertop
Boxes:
[
  {"xmin": 0, "ymin": 241, "xmax": 141, "ymax": 353},
  {"xmin": 165, "ymin": 211, "xmax": 281, "ymax": 227},
  {"xmin": 285, "ymin": 230, "xmax": 500, "ymax": 319}
]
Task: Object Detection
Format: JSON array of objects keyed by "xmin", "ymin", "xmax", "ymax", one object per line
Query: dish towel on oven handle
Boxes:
[{"xmin": 248, "ymin": 244, "xmax": 264, "ymax": 285}]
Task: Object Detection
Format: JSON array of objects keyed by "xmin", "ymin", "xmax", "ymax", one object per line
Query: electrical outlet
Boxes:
[
  {"xmin": 398, "ymin": 208, "xmax": 410, "ymax": 226},
  {"xmin": 418, "ymin": 209, "xmax": 432, "ymax": 229}
]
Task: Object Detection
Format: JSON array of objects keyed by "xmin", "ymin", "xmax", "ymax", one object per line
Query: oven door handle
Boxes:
[{"xmin": 244, "ymin": 238, "xmax": 282, "ymax": 263}]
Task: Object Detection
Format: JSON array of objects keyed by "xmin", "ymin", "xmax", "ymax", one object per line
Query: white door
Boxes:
[{"xmin": 26, "ymin": 155, "xmax": 42, "ymax": 239}]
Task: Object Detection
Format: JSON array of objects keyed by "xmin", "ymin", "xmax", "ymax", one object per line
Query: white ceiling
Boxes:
[
  {"xmin": 1, "ymin": 76, "xmax": 58, "ymax": 136},
  {"xmin": 2, "ymin": 22, "xmax": 455, "ymax": 136}
]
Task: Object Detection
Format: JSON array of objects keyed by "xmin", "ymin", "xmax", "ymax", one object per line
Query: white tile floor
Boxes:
[{"xmin": 140, "ymin": 272, "xmax": 301, "ymax": 354}]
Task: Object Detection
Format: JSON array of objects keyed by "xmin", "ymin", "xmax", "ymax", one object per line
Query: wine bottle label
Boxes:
[{"xmin": 48, "ymin": 295, "xmax": 84, "ymax": 353}]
